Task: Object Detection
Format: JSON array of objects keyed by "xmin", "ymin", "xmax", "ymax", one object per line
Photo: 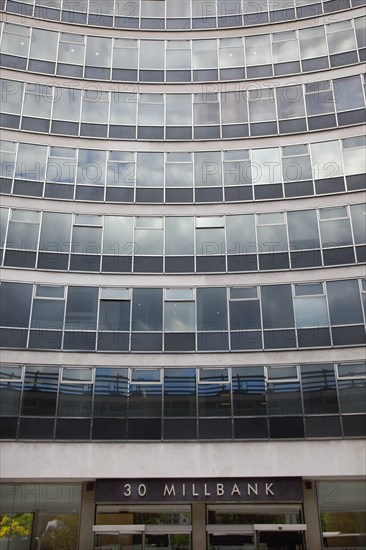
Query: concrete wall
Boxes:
[{"xmin": 1, "ymin": 440, "xmax": 364, "ymax": 481}]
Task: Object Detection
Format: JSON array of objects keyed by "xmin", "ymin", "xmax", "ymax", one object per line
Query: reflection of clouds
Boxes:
[
  {"xmin": 53, "ymin": 88, "xmax": 81, "ymax": 121},
  {"xmin": 252, "ymin": 148, "xmax": 281, "ymax": 183},
  {"xmin": 343, "ymin": 148, "xmax": 365, "ymax": 176},
  {"xmin": 1, "ymin": 80, "xmax": 23, "ymax": 113},
  {"xmin": 165, "ymin": 217, "xmax": 194, "ymax": 254},
  {"xmin": 287, "ymin": 211, "xmax": 319, "ymax": 248},
  {"xmin": 165, "ymin": 163, "xmax": 193, "ymax": 186},
  {"xmin": 311, "ymin": 142, "xmax": 341, "ymax": 179},
  {"xmin": 77, "ymin": 150, "xmax": 106, "ymax": 184},
  {"xmin": 295, "ymin": 296, "xmax": 328, "ymax": 328},
  {"xmin": 166, "ymin": 95, "xmax": 192, "ymax": 125},
  {"xmin": 165, "ymin": 303, "xmax": 195, "ymax": 332},
  {"xmin": 328, "ymin": 280, "xmax": 363, "ymax": 323},
  {"xmin": 135, "ymin": 229, "xmax": 163, "ymax": 255},
  {"xmin": 137, "ymin": 153, "xmax": 164, "ymax": 186},
  {"xmin": 15, "ymin": 144, "xmax": 47, "ymax": 180}
]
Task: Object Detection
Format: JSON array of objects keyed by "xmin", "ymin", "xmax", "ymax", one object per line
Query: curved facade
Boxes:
[{"xmin": 0, "ymin": 1, "xmax": 365, "ymax": 549}]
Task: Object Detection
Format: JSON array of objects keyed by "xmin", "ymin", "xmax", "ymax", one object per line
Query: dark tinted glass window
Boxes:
[
  {"xmin": 164, "ymin": 368, "xmax": 196, "ymax": 417},
  {"xmin": 301, "ymin": 364, "xmax": 339, "ymax": 414},
  {"xmin": 0, "ymin": 283, "xmax": 32, "ymax": 327},
  {"xmin": 132, "ymin": 289, "xmax": 163, "ymax": 331},
  {"xmin": 21, "ymin": 366, "xmax": 59, "ymax": 416},
  {"xmin": 232, "ymin": 367, "xmax": 266, "ymax": 416},
  {"xmin": 65, "ymin": 287, "xmax": 98, "ymax": 329},
  {"xmin": 327, "ymin": 280, "xmax": 364, "ymax": 325},
  {"xmin": 261, "ymin": 285, "xmax": 295, "ymax": 328},
  {"xmin": 94, "ymin": 368, "xmax": 128, "ymax": 416},
  {"xmin": 197, "ymin": 288, "xmax": 228, "ymax": 330}
]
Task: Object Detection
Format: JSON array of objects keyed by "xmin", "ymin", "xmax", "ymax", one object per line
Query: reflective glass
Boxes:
[
  {"xmin": 197, "ymin": 288, "xmax": 228, "ymax": 330},
  {"xmin": 310, "ymin": 141, "xmax": 342, "ymax": 179},
  {"xmin": 294, "ymin": 296, "xmax": 328, "ymax": 327},
  {"xmin": 350, "ymin": 204, "xmax": 366, "ymax": 244},
  {"xmin": 30, "ymin": 29, "xmax": 57, "ymax": 61},
  {"xmin": 299, "ymin": 26, "xmax": 327, "ymax": 58},
  {"xmin": 65, "ymin": 287, "xmax": 98, "ymax": 329},
  {"xmin": 39, "ymin": 213, "xmax": 72, "ymax": 253},
  {"xmin": 136, "ymin": 153, "xmax": 164, "ymax": 187},
  {"xmin": 52, "ymin": 88, "xmax": 81, "ymax": 121},
  {"xmin": 0, "ymin": 79, "xmax": 24, "ymax": 115},
  {"xmin": 113, "ymin": 39, "xmax": 138, "ymax": 69},
  {"xmin": 164, "ymin": 302, "xmax": 195, "ymax": 331},
  {"xmin": 246, "ymin": 35, "xmax": 271, "ymax": 65},
  {"xmin": 23, "ymin": 85, "xmax": 52, "ymax": 118},
  {"xmin": 192, "ymin": 40, "xmax": 217, "ymax": 68},
  {"xmin": 99, "ymin": 299, "xmax": 130, "ymax": 331},
  {"xmin": 219, "ymin": 37, "xmax": 244, "ymax": 67},
  {"xmin": 94, "ymin": 368, "xmax": 128, "ymax": 417},
  {"xmin": 140, "ymin": 41, "xmax": 164, "ymax": 69},
  {"xmin": 31, "ymin": 296, "xmax": 65, "ymax": 329},
  {"xmin": 138, "ymin": 94, "xmax": 164, "ymax": 126},
  {"xmin": 85, "ymin": 36, "xmax": 112, "ymax": 67},
  {"xmin": 58, "ymin": 33, "xmax": 85, "ymax": 65},
  {"xmin": 1, "ymin": 24, "xmax": 30, "ymax": 57},
  {"xmin": 288, "ymin": 210, "xmax": 320, "ymax": 249},
  {"xmin": 132, "ymin": 289, "xmax": 163, "ymax": 331},
  {"xmin": 165, "ymin": 217, "xmax": 194, "ymax": 254},
  {"xmin": 15, "ymin": 143, "xmax": 47, "ymax": 181},
  {"xmin": 267, "ymin": 381, "xmax": 302, "ymax": 415},
  {"xmin": 110, "ymin": 92, "xmax": 137, "ymax": 125},
  {"xmin": 261, "ymin": 285, "xmax": 294, "ymax": 328},
  {"xmin": 164, "ymin": 368, "xmax": 196, "ymax": 417},
  {"xmin": 248, "ymin": 89, "xmax": 276, "ymax": 121},
  {"xmin": 326, "ymin": 280, "xmax": 364, "ymax": 325},
  {"xmin": 22, "ymin": 366, "xmax": 59, "ymax": 416},
  {"xmin": 195, "ymin": 152, "xmax": 222, "ymax": 186},
  {"xmin": 0, "ymin": 283, "xmax": 32, "ymax": 327},
  {"xmin": 103, "ymin": 217, "xmax": 133, "ymax": 254},
  {"xmin": 166, "ymin": 94, "xmax": 192, "ymax": 125}
]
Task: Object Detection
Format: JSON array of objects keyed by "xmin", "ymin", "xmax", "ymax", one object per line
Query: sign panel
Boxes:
[{"xmin": 96, "ymin": 478, "xmax": 303, "ymax": 503}]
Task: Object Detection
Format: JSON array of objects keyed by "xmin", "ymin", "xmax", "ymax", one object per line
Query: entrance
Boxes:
[
  {"xmin": 93, "ymin": 526, "xmax": 191, "ymax": 550},
  {"xmin": 207, "ymin": 525, "xmax": 306, "ymax": 550},
  {"xmin": 93, "ymin": 505, "xmax": 192, "ymax": 550}
]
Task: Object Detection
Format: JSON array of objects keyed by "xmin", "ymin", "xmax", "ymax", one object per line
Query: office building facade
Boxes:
[{"xmin": 0, "ymin": 0, "xmax": 365, "ymax": 548}]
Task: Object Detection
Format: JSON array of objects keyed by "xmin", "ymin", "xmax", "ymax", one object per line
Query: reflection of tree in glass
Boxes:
[
  {"xmin": 39, "ymin": 514, "xmax": 79, "ymax": 550},
  {"xmin": 0, "ymin": 513, "xmax": 33, "ymax": 538}
]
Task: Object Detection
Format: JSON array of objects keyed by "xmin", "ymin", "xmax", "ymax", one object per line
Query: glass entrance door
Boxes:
[
  {"xmin": 94, "ymin": 528, "xmax": 144, "ymax": 550},
  {"xmin": 208, "ymin": 532, "xmax": 255, "ymax": 549},
  {"xmin": 93, "ymin": 525, "xmax": 191, "ymax": 550},
  {"xmin": 255, "ymin": 525, "xmax": 306, "ymax": 550}
]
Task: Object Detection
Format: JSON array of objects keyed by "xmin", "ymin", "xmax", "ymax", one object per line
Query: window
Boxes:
[
  {"xmin": 294, "ymin": 284, "xmax": 328, "ymax": 328},
  {"xmin": 58, "ymin": 32, "xmax": 85, "ymax": 75},
  {"xmin": 58, "ymin": 368, "xmax": 93, "ymax": 419},
  {"xmin": 266, "ymin": 366, "xmax": 302, "ymax": 416}
]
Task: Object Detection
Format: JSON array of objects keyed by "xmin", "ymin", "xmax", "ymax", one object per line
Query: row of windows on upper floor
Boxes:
[
  {"xmin": 2, "ymin": 75, "xmax": 365, "ymax": 141},
  {"xmin": 1, "ymin": 136, "xmax": 364, "ymax": 203},
  {"xmin": 0, "ymin": 204, "xmax": 365, "ymax": 274},
  {"xmin": 1, "ymin": 279, "xmax": 365, "ymax": 352},
  {"xmin": 1, "ymin": 18, "xmax": 365, "ymax": 82},
  {"xmin": 0, "ymin": 362, "xmax": 365, "ymax": 440},
  {"xmin": 2, "ymin": 0, "xmax": 364, "ymax": 30}
]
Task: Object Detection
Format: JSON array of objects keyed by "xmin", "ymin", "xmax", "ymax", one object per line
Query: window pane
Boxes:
[
  {"xmin": 94, "ymin": 368, "xmax": 128, "ymax": 417},
  {"xmin": 132, "ymin": 289, "xmax": 163, "ymax": 331},
  {"xmin": 327, "ymin": 280, "xmax": 364, "ymax": 325},
  {"xmin": 65, "ymin": 287, "xmax": 98, "ymax": 329},
  {"xmin": 197, "ymin": 288, "xmax": 228, "ymax": 330},
  {"xmin": 22, "ymin": 366, "xmax": 59, "ymax": 416},
  {"xmin": 301, "ymin": 364, "xmax": 338, "ymax": 414},
  {"xmin": 261, "ymin": 285, "xmax": 294, "ymax": 328},
  {"xmin": 164, "ymin": 369, "xmax": 196, "ymax": 417}
]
